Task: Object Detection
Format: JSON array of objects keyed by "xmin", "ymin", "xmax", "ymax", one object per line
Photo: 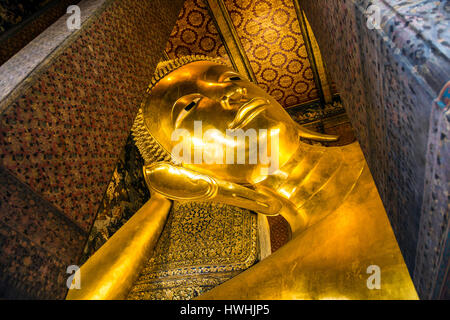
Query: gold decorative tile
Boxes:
[{"xmin": 127, "ymin": 201, "xmax": 258, "ymax": 300}]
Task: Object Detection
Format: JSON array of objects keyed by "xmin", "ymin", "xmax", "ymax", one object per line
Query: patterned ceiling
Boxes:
[
  {"xmin": 164, "ymin": 0, "xmax": 337, "ymax": 108},
  {"xmin": 165, "ymin": 0, "xmax": 231, "ymax": 64}
]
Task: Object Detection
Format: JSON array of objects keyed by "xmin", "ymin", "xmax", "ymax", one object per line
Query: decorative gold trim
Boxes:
[
  {"xmin": 161, "ymin": 49, "xmax": 170, "ymax": 61},
  {"xmin": 132, "ymin": 108, "xmax": 171, "ymax": 164},
  {"xmin": 257, "ymin": 214, "xmax": 272, "ymax": 260},
  {"xmin": 294, "ymin": 1, "xmax": 332, "ymax": 104},
  {"xmin": 303, "ymin": 14, "xmax": 334, "ymax": 104},
  {"xmin": 206, "ymin": 0, "xmax": 256, "ymax": 82}
]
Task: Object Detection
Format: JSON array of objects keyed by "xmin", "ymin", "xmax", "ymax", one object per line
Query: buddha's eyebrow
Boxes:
[
  {"xmin": 204, "ymin": 66, "xmax": 233, "ymax": 82},
  {"xmin": 218, "ymin": 70, "xmax": 242, "ymax": 82},
  {"xmin": 171, "ymin": 93, "xmax": 202, "ymax": 113}
]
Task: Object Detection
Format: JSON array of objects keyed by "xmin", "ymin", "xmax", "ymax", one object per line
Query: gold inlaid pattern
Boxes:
[
  {"xmin": 165, "ymin": 0, "xmax": 232, "ymax": 65},
  {"xmin": 222, "ymin": 0, "xmax": 319, "ymax": 107},
  {"xmin": 127, "ymin": 201, "xmax": 258, "ymax": 300},
  {"xmin": 128, "ymin": 272, "xmax": 241, "ymax": 300}
]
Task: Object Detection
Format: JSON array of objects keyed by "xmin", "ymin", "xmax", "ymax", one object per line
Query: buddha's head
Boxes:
[{"xmin": 133, "ymin": 55, "xmax": 336, "ymax": 184}]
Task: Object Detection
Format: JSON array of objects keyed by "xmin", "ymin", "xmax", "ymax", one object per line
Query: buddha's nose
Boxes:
[{"xmin": 221, "ymin": 86, "xmax": 247, "ymax": 110}]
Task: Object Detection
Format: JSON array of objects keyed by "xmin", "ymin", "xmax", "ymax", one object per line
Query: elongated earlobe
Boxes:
[{"xmin": 296, "ymin": 124, "xmax": 339, "ymax": 142}]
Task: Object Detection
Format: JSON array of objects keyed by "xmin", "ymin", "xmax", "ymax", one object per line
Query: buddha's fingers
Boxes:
[{"xmin": 143, "ymin": 162, "xmax": 282, "ymax": 216}]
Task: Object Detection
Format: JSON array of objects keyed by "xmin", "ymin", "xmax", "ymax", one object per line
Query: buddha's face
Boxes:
[{"xmin": 142, "ymin": 60, "xmax": 301, "ymax": 183}]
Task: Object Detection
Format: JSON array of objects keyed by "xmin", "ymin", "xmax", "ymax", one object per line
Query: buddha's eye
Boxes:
[
  {"xmin": 174, "ymin": 97, "xmax": 201, "ymax": 128},
  {"xmin": 222, "ymin": 73, "xmax": 242, "ymax": 82},
  {"xmin": 184, "ymin": 100, "xmax": 197, "ymax": 111}
]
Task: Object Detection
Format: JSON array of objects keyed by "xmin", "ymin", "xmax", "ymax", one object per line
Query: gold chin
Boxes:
[{"xmin": 67, "ymin": 56, "xmax": 418, "ymax": 300}]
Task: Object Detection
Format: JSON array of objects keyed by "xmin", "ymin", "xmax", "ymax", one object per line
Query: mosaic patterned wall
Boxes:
[
  {"xmin": 301, "ymin": 0, "xmax": 449, "ymax": 299},
  {"xmin": 414, "ymin": 82, "xmax": 449, "ymax": 300},
  {"xmin": 0, "ymin": 0, "xmax": 184, "ymax": 299},
  {"xmin": 0, "ymin": 166, "xmax": 86, "ymax": 299},
  {"xmin": 78, "ymin": 135, "xmax": 150, "ymax": 265},
  {"xmin": 1, "ymin": 0, "xmax": 183, "ymax": 231}
]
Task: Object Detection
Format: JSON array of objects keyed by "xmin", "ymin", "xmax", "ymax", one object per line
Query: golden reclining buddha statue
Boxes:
[{"xmin": 67, "ymin": 55, "xmax": 418, "ymax": 300}]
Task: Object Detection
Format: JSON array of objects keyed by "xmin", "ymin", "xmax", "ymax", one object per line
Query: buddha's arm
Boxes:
[
  {"xmin": 142, "ymin": 162, "xmax": 301, "ymax": 223},
  {"xmin": 66, "ymin": 193, "xmax": 171, "ymax": 300},
  {"xmin": 143, "ymin": 162, "xmax": 310, "ymax": 236}
]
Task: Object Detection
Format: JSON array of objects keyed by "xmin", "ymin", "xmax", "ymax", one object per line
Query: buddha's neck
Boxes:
[{"xmin": 258, "ymin": 141, "xmax": 366, "ymax": 227}]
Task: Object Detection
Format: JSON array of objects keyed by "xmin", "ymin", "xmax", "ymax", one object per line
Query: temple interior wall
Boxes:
[
  {"xmin": 0, "ymin": 0, "xmax": 184, "ymax": 299},
  {"xmin": 301, "ymin": 0, "xmax": 449, "ymax": 299}
]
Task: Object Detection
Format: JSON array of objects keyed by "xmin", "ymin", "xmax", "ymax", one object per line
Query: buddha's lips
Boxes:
[{"xmin": 228, "ymin": 98, "xmax": 268, "ymax": 130}]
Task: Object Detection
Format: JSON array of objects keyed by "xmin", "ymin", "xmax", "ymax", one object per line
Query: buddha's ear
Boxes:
[{"xmin": 296, "ymin": 124, "xmax": 339, "ymax": 142}]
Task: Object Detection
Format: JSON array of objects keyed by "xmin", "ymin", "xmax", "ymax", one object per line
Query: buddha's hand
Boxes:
[{"xmin": 143, "ymin": 162, "xmax": 282, "ymax": 216}]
